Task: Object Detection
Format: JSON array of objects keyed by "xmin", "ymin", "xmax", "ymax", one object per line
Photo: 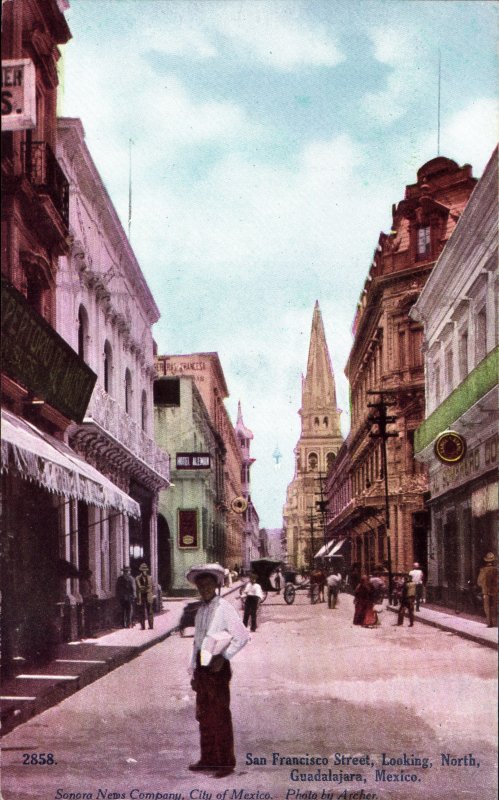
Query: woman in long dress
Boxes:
[{"xmin": 353, "ymin": 575, "xmax": 376, "ymax": 626}]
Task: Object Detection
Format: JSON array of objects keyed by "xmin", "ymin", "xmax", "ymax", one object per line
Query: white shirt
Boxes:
[
  {"xmin": 241, "ymin": 581, "xmax": 264, "ymax": 599},
  {"xmin": 409, "ymin": 568, "xmax": 424, "ymax": 585},
  {"xmin": 191, "ymin": 595, "xmax": 248, "ymax": 671},
  {"xmin": 327, "ymin": 573, "xmax": 342, "ymax": 587}
]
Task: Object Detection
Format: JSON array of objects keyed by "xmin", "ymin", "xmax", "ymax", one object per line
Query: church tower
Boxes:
[{"xmin": 283, "ymin": 302, "xmax": 343, "ymax": 568}]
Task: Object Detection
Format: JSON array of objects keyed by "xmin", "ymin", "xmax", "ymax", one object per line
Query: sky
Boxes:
[{"xmin": 61, "ymin": 0, "xmax": 497, "ymax": 528}]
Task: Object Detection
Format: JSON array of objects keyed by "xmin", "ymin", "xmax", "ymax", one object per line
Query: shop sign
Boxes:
[
  {"xmin": 1, "ymin": 278, "xmax": 97, "ymax": 422},
  {"xmin": 430, "ymin": 432, "xmax": 498, "ymax": 498},
  {"xmin": 434, "ymin": 430, "xmax": 467, "ymax": 464},
  {"xmin": 176, "ymin": 452, "xmax": 211, "ymax": 470},
  {"xmin": 178, "ymin": 509, "xmax": 198, "ymax": 549},
  {"xmin": 1, "ymin": 59, "xmax": 36, "ymax": 131}
]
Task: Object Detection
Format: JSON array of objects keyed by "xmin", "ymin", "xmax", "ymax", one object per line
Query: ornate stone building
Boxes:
[
  {"xmin": 326, "ymin": 157, "xmax": 477, "ymax": 579},
  {"xmin": 55, "ymin": 117, "xmax": 170, "ymax": 633},
  {"xmin": 283, "ymin": 302, "xmax": 343, "ymax": 568},
  {"xmin": 411, "ymin": 148, "xmax": 498, "ymax": 611}
]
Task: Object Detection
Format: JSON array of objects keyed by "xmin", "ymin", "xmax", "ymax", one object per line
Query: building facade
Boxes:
[
  {"xmin": 411, "ymin": 148, "xmax": 498, "ymax": 611},
  {"xmin": 325, "ymin": 157, "xmax": 477, "ymax": 579},
  {"xmin": 154, "ymin": 375, "xmax": 224, "ymax": 593},
  {"xmin": 235, "ymin": 401, "xmax": 260, "ymax": 570},
  {"xmin": 1, "ymin": 0, "xmax": 140, "ymax": 675},
  {"xmin": 55, "ymin": 117, "xmax": 170, "ymax": 633},
  {"xmin": 283, "ymin": 302, "xmax": 343, "ymax": 569},
  {"xmin": 155, "ymin": 353, "xmax": 244, "ymax": 569}
]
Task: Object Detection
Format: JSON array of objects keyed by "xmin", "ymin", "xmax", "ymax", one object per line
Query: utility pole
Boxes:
[
  {"xmin": 315, "ymin": 471, "xmax": 328, "ymax": 548},
  {"xmin": 307, "ymin": 507, "xmax": 318, "ymax": 571},
  {"xmin": 367, "ymin": 390, "xmax": 398, "ymax": 599}
]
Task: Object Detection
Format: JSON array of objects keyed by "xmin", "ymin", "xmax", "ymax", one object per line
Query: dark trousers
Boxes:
[
  {"xmin": 120, "ymin": 599, "xmax": 133, "ymax": 628},
  {"xmin": 243, "ymin": 596, "xmax": 259, "ymax": 631},
  {"xmin": 328, "ymin": 586, "xmax": 339, "ymax": 609},
  {"xmin": 137, "ymin": 598, "xmax": 154, "ymax": 629},
  {"xmin": 415, "ymin": 584, "xmax": 423, "ymax": 611},
  {"xmin": 194, "ymin": 656, "xmax": 235, "ymax": 769},
  {"xmin": 398, "ymin": 599, "xmax": 414, "ymax": 626}
]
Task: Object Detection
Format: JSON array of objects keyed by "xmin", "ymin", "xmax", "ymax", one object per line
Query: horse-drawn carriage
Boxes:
[{"xmin": 249, "ymin": 559, "xmax": 322, "ymax": 605}]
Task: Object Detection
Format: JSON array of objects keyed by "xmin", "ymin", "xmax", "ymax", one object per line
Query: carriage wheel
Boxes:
[
  {"xmin": 284, "ymin": 583, "xmax": 295, "ymax": 605},
  {"xmin": 310, "ymin": 584, "xmax": 320, "ymax": 604}
]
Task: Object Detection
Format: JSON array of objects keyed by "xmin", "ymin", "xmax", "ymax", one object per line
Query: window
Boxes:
[
  {"xmin": 433, "ymin": 364, "xmax": 441, "ymax": 406},
  {"xmin": 314, "ymin": 417, "xmax": 320, "ymax": 426},
  {"xmin": 475, "ymin": 307, "xmax": 487, "ymax": 364},
  {"xmin": 323, "ymin": 416, "xmax": 328, "ymax": 427},
  {"xmin": 125, "ymin": 369, "xmax": 132, "ymax": 414},
  {"xmin": 308, "ymin": 453, "xmax": 318, "ymax": 471},
  {"xmin": 398, "ymin": 327, "xmax": 406, "ymax": 368},
  {"xmin": 154, "ymin": 378, "xmax": 180, "ymax": 406},
  {"xmin": 416, "ymin": 226, "xmax": 431, "ymax": 260},
  {"xmin": 445, "ymin": 348, "xmax": 453, "ymax": 392},
  {"xmin": 458, "ymin": 329, "xmax": 468, "ymax": 382},
  {"xmin": 141, "ymin": 390, "xmax": 147, "ymax": 431},
  {"xmin": 326, "ymin": 452, "xmax": 335, "ymax": 471},
  {"xmin": 78, "ymin": 306, "xmax": 89, "ymax": 361},
  {"xmin": 103, "ymin": 341, "xmax": 112, "ymax": 394},
  {"xmin": 409, "ymin": 326, "xmax": 423, "ymax": 367}
]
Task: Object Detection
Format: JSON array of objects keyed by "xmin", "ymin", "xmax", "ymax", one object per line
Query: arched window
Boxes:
[
  {"xmin": 327, "ymin": 452, "xmax": 335, "ymax": 471},
  {"xmin": 314, "ymin": 417, "xmax": 320, "ymax": 426},
  {"xmin": 103, "ymin": 341, "xmax": 112, "ymax": 394},
  {"xmin": 323, "ymin": 416, "xmax": 328, "ymax": 427},
  {"xmin": 141, "ymin": 390, "xmax": 147, "ymax": 431},
  {"xmin": 78, "ymin": 305, "xmax": 89, "ymax": 361},
  {"xmin": 308, "ymin": 452, "xmax": 318, "ymax": 471},
  {"xmin": 125, "ymin": 369, "xmax": 132, "ymax": 414}
]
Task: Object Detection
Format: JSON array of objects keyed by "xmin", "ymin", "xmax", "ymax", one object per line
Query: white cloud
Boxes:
[
  {"xmin": 208, "ymin": 1, "xmax": 344, "ymax": 71},
  {"xmin": 361, "ymin": 25, "xmax": 431, "ymax": 125}
]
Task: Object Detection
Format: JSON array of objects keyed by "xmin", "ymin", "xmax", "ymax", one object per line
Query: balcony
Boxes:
[
  {"xmin": 71, "ymin": 383, "xmax": 170, "ymax": 491},
  {"xmin": 21, "ymin": 139, "xmax": 69, "ymax": 227}
]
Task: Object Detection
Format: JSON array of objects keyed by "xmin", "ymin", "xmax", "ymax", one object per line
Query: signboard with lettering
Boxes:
[
  {"xmin": 178, "ymin": 509, "xmax": 199, "ymax": 549},
  {"xmin": 1, "ymin": 278, "xmax": 97, "ymax": 422},
  {"xmin": 1, "ymin": 59, "xmax": 36, "ymax": 131},
  {"xmin": 434, "ymin": 430, "xmax": 467, "ymax": 464},
  {"xmin": 176, "ymin": 452, "xmax": 211, "ymax": 470}
]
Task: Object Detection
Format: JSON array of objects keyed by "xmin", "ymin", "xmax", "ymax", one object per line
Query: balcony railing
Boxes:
[
  {"xmin": 85, "ymin": 383, "xmax": 170, "ymax": 483},
  {"xmin": 21, "ymin": 139, "xmax": 69, "ymax": 226}
]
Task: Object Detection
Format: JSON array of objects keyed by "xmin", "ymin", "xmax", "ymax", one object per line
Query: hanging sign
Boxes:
[
  {"xmin": 1, "ymin": 59, "xmax": 36, "ymax": 131},
  {"xmin": 434, "ymin": 430, "xmax": 467, "ymax": 464}
]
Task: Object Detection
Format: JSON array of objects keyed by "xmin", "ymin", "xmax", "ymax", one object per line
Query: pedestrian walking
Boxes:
[
  {"xmin": 477, "ymin": 552, "xmax": 498, "ymax": 627},
  {"xmin": 241, "ymin": 572, "xmax": 264, "ymax": 632},
  {"xmin": 115, "ymin": 566, "xmax": 136, "ymax": 628},
  {"xmin": 409, "ymin": 562, "xmax": 425, "ymax": 611},
  {"xmin": 186, "ymin": 563, "xmax": 249, "ymax": 779},
  {"xmin": 326, "ymin": 570, "xmax": 342, "ymax": 609},
  {"xmin": 397, "ymin": 574, "xmax": 416, "ymax": 627},
  {"xmin": 274, "ymin": 567, "xmax": 282, "ymax": 594},
  {"xmin": 135, "ymin": 563, "xmax": 154, "ymax": 630},
  {"xmin": 353, "ymin": 575, "xmax": 376, "ymax": 626}
]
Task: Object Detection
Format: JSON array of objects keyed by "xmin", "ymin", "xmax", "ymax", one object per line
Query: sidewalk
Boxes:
[
  {"xmin": 386, "ymin": 601, "xmax": 498, "ymax": 649},
  {"xmin": 0, "ymin": 583, "xmax": 241, "ymax": 737}
]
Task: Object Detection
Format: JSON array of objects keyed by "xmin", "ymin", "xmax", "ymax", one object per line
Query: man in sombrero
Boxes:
[{"xmin": 186, "ymin": 563, "xmax": 249, "ymax": 779}]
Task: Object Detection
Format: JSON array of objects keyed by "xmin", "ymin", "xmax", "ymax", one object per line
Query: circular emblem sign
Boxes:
[{"xmin": 434, "ymin": 430, "xmax": 467, "ymax": 464}]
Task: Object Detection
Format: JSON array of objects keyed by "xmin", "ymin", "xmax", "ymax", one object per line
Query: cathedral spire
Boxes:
[{"xmin": 301, "ymin": 301, "xmax": 338, "ymax": 415}]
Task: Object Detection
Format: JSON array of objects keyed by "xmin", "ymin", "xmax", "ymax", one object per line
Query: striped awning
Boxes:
[{"xmin": 1, "ymin": 408, "xmax": 140, "ymax": 518}]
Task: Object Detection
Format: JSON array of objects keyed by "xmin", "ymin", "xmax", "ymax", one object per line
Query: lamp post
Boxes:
[{"xmin": 367, "ymin": 390, "xmax": 398, "ymax": 600}]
